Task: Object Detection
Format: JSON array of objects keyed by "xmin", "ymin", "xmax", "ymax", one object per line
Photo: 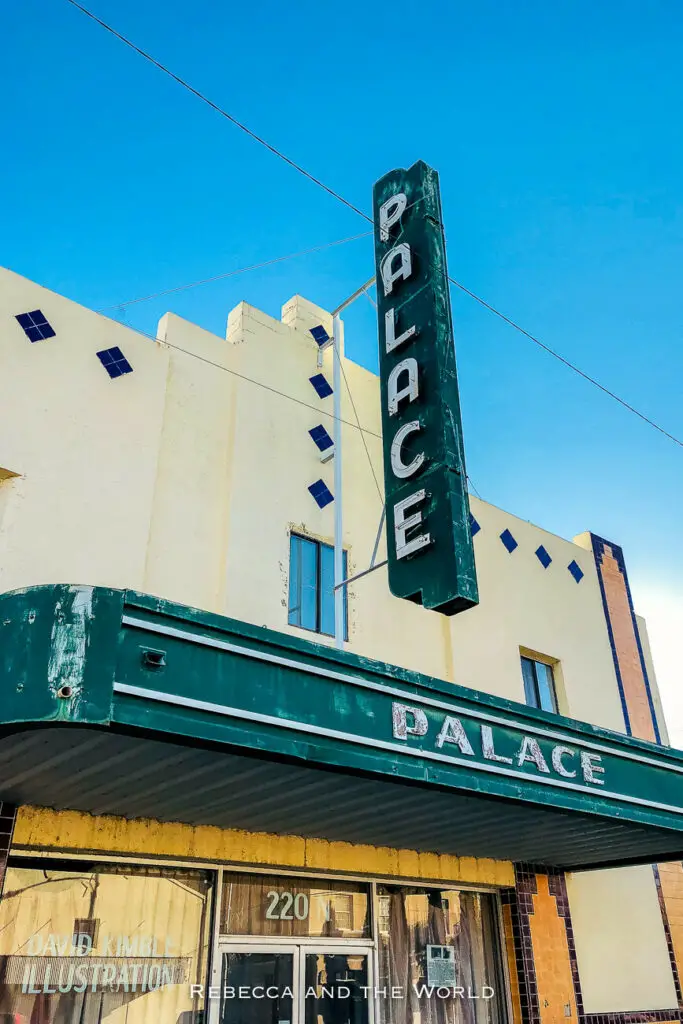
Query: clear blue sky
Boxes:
[{"xmin": 3, "ymin": 1, "xmax": 683, "ymax": 725}]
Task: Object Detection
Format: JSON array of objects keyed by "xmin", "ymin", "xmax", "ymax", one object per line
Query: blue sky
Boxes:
[{"xmin": 3, "ymin": 0, "xmax": 683, "ymax": 733}]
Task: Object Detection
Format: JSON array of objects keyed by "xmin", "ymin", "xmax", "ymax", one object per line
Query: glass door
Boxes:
[
  {"xmin": 219, "ymin": 946, "xmax": 297, "ymax": 1024},
  {"xmin": 217, "ymin": 945, "xmax": 372, "ymax": 1024},
  {"xmin": 300, "ymin": 948, "xmax": 371, "ymax": 1024}
]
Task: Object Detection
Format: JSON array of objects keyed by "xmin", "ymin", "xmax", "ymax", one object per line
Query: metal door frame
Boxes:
[
  {"xmin": 211, "ymin": 940, "xmax": 374, "ymax": 1024},
  {"xmin": 213, "ymin": 943, "xmax": 301, "ymax": 1024},
  {"xmin": 297, "ymin": 943, "xmax": 375, "ymax": 1024}
]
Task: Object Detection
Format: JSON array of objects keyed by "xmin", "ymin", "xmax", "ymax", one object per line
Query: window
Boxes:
[
  {"xmin": 288, "ymin": 534, "xmax": 347, "ymax": 638},
  {"xmin": 15, "ymin": 309, "xmax": 56, "ymax": 342},
  {"xmin": 0, "ymin": 861, "xmax": 212, "ymax": 1022},
  {"xmin": 521, "ymin": 655, "xmax": 558, "ymax": 713},
  {"xmin": 377, "ymin": 885, "xmax": 506, "ymax": 1024},
  {"xmin": 220, "ymin": 872, "xmax": 369, "ymax": 937}
]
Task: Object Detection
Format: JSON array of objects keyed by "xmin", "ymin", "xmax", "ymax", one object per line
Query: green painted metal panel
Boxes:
[
  {"xmin": 3, "ymin": 585, "xmax": 683, "ymax": 858},
  {"xmin": 372, "ymin": 161, "xmax": 478, "ymax": 615},
  {"xmin": 0, "ymin": 584, "xmax": 122, "ymax": 725}
]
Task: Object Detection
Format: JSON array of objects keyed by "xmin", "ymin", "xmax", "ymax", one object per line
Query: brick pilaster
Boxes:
[
  {"xmin": 589, "ymin": 534, "xmax": 682, "ymax": 1009},
  {"xmin": 503, "ymin": 866, "xmax": 582, "ymax": 1024},
  {"xmin": 0, "ymin": 802, "xmax": 17, "ymax": 896}
]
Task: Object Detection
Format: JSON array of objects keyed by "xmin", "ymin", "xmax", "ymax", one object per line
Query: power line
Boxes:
[
  {"xmin": 447, "ymin": 278, "xmax": 683, "ymax": 450},
  {"xmin": 336, "ymin": 350, "xmax": 384, "ymax": 504},
  {"xmin": 63, "ymin": 0, "xmax": 372, "ymax": 225},
  {"xmin": 98, "ymin": 231, "xmax": 372, "ymax": 311},
  {"xmin": 63, "ymin": 0, "xmax": 683, "ymax": 451},
  {"xmin": 99, "ymin": 312, "xmax": 384, "ymax": 439}
]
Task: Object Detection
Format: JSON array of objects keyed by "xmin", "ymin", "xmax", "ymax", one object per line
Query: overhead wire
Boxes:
[
  {"xmin": 62, "ymin": 0, "xmax": 371, "ymax": 224},
  {"xmin": 446, "ymin": 279, "xmax": 683, "ymax": 449},
  {"xmin": 63, "ymin": 0, "xmax": 683, "ymax": 451},
  {"xmin": 97, "ymin": 230, "xmax": 373, "ymax": 311},
  {"xmin": 96, "ymin": 310, "xmax": 384, "ymax": 440},
  {"xmin": 335, "ymin": 348, "xmax": 384, "ymax": 504}
]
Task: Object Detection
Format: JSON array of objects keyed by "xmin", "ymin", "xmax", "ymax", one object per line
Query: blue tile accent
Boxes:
[
  {"xmin": 500, "ymin": 528, "xmax": 518, "ymax": 553},
  {"xmin": 535, "ymin": 545, "xmax": 552, "ymax": 568},
  {"xmin": 15, "ymin": 309, "xmax": 56, "ymax": 342},
  {"xmin": 309, "ymin": 424, "xmax": 334, "ymax": 452},
  {"xmin": 469, "ymin": 513, "xmax": 481, "ymax": 537},
  {"xmin": 567, "ymin": 559, "xmax": 584, "ymax": 583},
  {"xmin": 309, "ymin": 373, "xmax": 333, "ymax": 399},
  {"xmin": 308, "ymin": 479, "xmax": 334, "ymax": 508},
  {"xmin": 96, "ymin": 346, "xmax": 133, "ymax": 379},
  {"xmin": 309, "ymin": 325, "xmax": 330, "ymax": 347}
]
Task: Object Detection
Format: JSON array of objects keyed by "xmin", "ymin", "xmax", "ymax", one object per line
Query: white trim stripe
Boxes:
[
  {"xmin": 121, "ymin": 615, "xmax": 683, "ymax": 775},
  {"xmin": 113, "ymin": 681, "xmax": 683, "ymax": 818}
]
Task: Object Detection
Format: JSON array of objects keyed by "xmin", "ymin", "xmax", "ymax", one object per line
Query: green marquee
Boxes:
[{"xmin": 2, "ymin": 584, "xmax": 683, "ymax": 870}]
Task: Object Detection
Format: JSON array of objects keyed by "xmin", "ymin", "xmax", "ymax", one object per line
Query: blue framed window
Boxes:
[
  {"xmin": 288, "ymin": 534, "xmax": 348, "ymax": 638},
  {"xmin": 521, "ymin": 655, "xmax": 558, "ymax": 713}
]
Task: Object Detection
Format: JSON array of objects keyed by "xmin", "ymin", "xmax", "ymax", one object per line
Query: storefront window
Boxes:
[
  {"xmin": 0, "ymin": 860, "xmax": 212, "ymax": 1024},
  {"xmin": 220, "ymin": 872, "xmax": 370, "ymax": 938},
  {"xmin": 377, "ymin": 885, "xmax": 506, "ymax": 1024}
]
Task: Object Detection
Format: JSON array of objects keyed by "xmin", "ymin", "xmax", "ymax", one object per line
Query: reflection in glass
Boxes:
[
  {"xmin": 220, "ymin": 873, "xmax": 370, "ymax": 938},
  {"xmin": 220, "ymin": 951, "xmax": 294, "ymax": 1024},
  {"xmin": 535, "ymin": 663, "xmax": 557, "ymax": 713},
  {"xmin": 377, "ymin": 886, "xmax": 505, "ymax": 1024},
  {"xmin": 304, "ymin": 952, "xmax": 369, "ymax": 1024},
  {"xmin": 0, "ymin": 863, "xmax": 212, "ymax": 1023}
]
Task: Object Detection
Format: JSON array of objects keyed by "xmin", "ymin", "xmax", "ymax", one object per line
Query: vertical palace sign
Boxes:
[{"xmin": 373, "ymin": 160, "xmax": 479, "ymax": 615}]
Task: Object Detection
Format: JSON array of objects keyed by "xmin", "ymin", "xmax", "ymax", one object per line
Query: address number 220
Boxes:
[{"xmin": 265, "ymin": 890, "xmax": 310, "ymax": 921}]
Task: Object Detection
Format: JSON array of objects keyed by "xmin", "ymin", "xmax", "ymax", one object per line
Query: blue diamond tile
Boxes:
[
  {"xmin": 15, "ymin": 309, "xmax": 55, "ymax": 342},
  {"xmin": 469, "ymin": 513, "xmax": 481, "ymax": 538},
  {"xmin": 309, "ymin": 325, "xmax": 331, "ymax": 347},
  {"xmin": 96, "ymin": 346, "xmax": 133, "ymax": 378},
  {"xmin": 568, "ymin": 559, "xmax": 584, "ymax": 583},
  {"xmin": 500, "ymin": 528, "xmax": 518, "ymax": 553},
  {"xmin": 308, "ymin": 479, "xmax": 334, "ymax": 508},
  {"xmin": 309, "ymin": 373, "xmax": 333, "ymax": 399},
  {"xmin": 309, "ymin": 424, "xmax": 334, "ymax": 452},
  {"xmin": 535, "ymin": 544, "xmax": 552, "ymax": 568}
]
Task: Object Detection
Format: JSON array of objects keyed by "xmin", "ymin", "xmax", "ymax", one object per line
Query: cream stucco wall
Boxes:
[
  {"xmin": 0, "ymin": 267, "xmax": 646, "ymax": 721},
  {"xmin": 567, "ymin": 866, "xmax": 678, "ymax": 1011},
  {"xmin": 0, "ymin": 266, "xmax": 677, "ymax": 1013}
]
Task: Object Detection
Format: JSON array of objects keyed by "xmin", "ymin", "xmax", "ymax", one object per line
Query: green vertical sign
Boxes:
[{"xmin": 372, "ymin": 160, "xmax": 479, "ymax": 615}]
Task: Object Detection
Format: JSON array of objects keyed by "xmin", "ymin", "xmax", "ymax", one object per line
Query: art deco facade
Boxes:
[{"xmin": 1, "ymin": 266, "xmax": 682, "ymax": 1024}]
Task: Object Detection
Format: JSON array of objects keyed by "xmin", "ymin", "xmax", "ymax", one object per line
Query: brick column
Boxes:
[
  {"xmin": 589, "ymin": 534, "xmax": 660, "ymax": 742},
  {"xmin": 589, "ymin": 533, "xmax": 682, "ymax": 1009},
  {"xmin": 502, "ymin": 866, "xmax": 583, "ymax": 1024},
  {"xmin": 0, "ymin": 801, "xmax": 17, "ymax": 896}
]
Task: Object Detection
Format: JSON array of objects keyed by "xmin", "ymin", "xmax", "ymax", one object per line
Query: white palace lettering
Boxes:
[
  {"xmin": 378, "ymin": 192, "xmax": 432, "ymax": 561},
  {"xmin": 392, "ymin": 703, "xmax": 606, "ymax": 786}
]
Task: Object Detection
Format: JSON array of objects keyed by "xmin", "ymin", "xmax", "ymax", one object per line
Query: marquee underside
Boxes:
[
  {"xmin": 3, "ymin": 725, "xmax": 683, "ymax": 871},
  {"xmin": 3, "ymin": 584, "xmax": 683, "ymax": 874}
]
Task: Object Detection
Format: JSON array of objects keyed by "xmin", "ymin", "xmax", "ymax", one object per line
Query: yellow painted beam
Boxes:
[{"xmin": 14, "ymin": 806, "xmax": 513, "ymax": 887}]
